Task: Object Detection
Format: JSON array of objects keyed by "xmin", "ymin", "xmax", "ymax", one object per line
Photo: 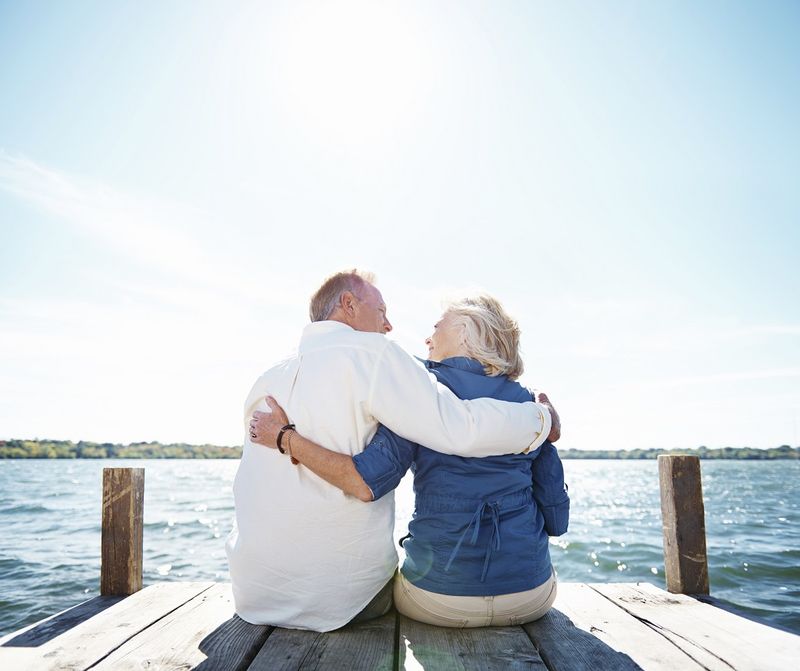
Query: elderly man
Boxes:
[{"xmin": 226, "ymin": 270, "xmax": 554, "ymax": 631}]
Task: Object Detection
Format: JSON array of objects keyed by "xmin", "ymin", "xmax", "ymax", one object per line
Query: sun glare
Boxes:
[{"xmin": 271, "ymin": 2, "xmax": 437, "ymax": 148}]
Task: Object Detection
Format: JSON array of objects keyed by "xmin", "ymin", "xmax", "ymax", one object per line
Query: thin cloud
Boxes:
[
  {"xmin": 737, "ymin": 325, "xmax": 800, "ymax": 337},
  {"xmin": 0, "ymin": 151, "xmax": 319, "ymax": 310},
  {"xmin": 0, "ymin": 150, "xmax": 212, "ymax": 281}
]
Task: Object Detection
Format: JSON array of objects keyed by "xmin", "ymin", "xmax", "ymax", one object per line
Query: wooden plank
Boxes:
[
  {"xmin": 0, "ymin": 595, "xmax": 123, "ymax": 647},
  {"xmin": 592, "ymin": 582, "xmax": 800, "ymax": 671},
  {"xmin": 523, "ymin": 582, "xmax": 703, "ymax": 671},
  {"xmin": 658, "ymin": 455, "xmax": 709, "ymax": 594},
  {"xmin": 101, "ymin": 467, "xmax": 144, "ymax": 596},
  {"xmin": 92, "ymin": 583, "xmax": 271, "ymax": 671},
  {"xmin": 250, "ymin": 612, "xmax": 395, "ymax": 671},
  {"xmin": 0, "ymin": 647, "xmax": 37, "ymax": 671},
  {"xmin": 398, "ymin": 615, "xmax": 545, "ymax": 670},
  {"xmin": 2, "ymin": 582, "xmax": 214, "ymax": 671}
]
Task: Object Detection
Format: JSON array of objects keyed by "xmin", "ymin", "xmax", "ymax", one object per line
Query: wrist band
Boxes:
[
  {"xmin": 277, "ymin": 423, "xmax": 296, "ymax": 454},
  {"xmin": 286, "ymin": 431, "xmax": 300, "ymax": 465}
]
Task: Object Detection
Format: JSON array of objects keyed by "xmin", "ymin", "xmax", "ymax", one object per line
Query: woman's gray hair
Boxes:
[
  {"xmin": 446, "ymin": 295, "xmax": 524, "ymax": 379},
  {"xmin": 309, "ymin": 269, "xmax": 376, "ymax": 322}
]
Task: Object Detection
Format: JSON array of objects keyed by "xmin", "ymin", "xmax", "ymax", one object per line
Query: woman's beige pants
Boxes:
[{"xmin": 393, "ymin": 570, "xmax": 557, "ymax": 628}]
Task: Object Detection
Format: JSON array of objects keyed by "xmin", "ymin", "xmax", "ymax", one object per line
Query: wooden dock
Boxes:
[
  {"xmin": 2, "ymin": 580, "xmax": 798, "ymax": 670},
  {"xmin": 2, "ymin": 457, "xmax": 799, "ymax": 670}
]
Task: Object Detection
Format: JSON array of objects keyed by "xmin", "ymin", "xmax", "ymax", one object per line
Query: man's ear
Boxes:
[{"xmin": 340, "ymin": 291, "xmax": 357, "ymax": 317}]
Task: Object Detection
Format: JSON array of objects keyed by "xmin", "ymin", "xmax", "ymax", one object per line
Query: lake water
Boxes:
[{"xmin": 1, "ymin": 459, "xmax": 798, "ymax": 636}]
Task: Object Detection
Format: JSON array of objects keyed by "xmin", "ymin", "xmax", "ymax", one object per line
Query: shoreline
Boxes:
[{"xmin": 1, "ymin": 439, "xmax": 798, "ymax": 460}]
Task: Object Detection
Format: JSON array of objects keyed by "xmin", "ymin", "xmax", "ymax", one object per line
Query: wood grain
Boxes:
[
  {"xmin": 101, "ymin": 468, "xmax": 144, "ymax": 596},
  {"xmin": 593, "ymin": 582, "xmax": 800, "ymax": 671},
  {"xmin": 92, "ymin": 583, "xmax": 270, "ymax": 671},
  {"xmin": 0, "ymin": 595, "xmax": 123, "ymax": 648},
  {"xmin": 399, "ymin": 616, "xmax": 545, "ymax": 670},
  {"xmin": 658, "ymin": 455, "xmax": 709, "ymax": 595},
  {"xmin": 250, "ymin": 612, "xmax": 395, "ymax": 671},
  {"xmin": 0, "ymin": 582, "xmax": 213, "ymax": 671},
  {"xmin": 4, "ymin": 582, "xmax": 798, "ymax": 671},
  {"xmin": 524, "ymin": 582, "xmax": 702, "ymax": 671}
]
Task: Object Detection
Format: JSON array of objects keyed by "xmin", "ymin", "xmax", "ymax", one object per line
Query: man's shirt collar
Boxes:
[{"xmin": 299, "ymin": 320, "xmax": 355, "ymax": 351}]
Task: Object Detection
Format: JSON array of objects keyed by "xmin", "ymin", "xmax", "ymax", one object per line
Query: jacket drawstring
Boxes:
[{"xmin": 444, "ymin": 501, "xmax": 502, "ymax": 582}]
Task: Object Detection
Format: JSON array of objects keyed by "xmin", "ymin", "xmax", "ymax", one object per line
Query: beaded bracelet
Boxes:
[{"xmin": 276, "ymin": 423, "xmax": 296, "ymax": 454}]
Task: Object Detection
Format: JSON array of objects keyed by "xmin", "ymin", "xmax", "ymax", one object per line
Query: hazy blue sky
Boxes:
[{"xmin": 1, "ymin": 1, "xmax": 798, "ymax": 450}]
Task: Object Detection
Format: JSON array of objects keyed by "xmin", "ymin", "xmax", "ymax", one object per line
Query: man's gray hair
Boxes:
[{"xmin": 309, "ymin": 269, "xmax": 376, "ymax": 322}]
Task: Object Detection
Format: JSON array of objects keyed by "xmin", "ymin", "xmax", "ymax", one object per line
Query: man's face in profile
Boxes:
[{"xmin": 352, "ymin": 284, "xmax": 392, "ymax": 334}]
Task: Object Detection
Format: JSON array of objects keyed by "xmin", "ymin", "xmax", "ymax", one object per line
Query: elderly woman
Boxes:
[{"xmin": 252, "ymin": 295, "xmax": 569, "ymax": 627}]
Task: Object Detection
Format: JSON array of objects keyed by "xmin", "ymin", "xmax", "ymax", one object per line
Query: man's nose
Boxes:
[
  {"xmin": 424, "ymin": 337, "xmax": 431, "ymax": 346},
  {"xmin": 384, "ymin": 319, "xmax": 393, "ymax": 333}
]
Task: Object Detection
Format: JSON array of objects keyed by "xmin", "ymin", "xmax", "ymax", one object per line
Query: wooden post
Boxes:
[
  {"xmin": 101, "ymin": 467, "xmax": 144, "ymax": 596},
  {"xmin": 658, "ymin": 455, "xmax": 709, "ymax": 595}
]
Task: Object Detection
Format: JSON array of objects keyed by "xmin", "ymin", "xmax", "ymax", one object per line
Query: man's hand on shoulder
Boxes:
[{"xmin": 535, "ymin": 391, "xmax": 561, "ymax": 443}]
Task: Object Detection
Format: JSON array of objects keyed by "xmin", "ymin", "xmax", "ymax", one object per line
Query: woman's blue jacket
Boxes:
[{"xmin": 353, "ymin": 356, "xmax": 569, "ymax": 596}]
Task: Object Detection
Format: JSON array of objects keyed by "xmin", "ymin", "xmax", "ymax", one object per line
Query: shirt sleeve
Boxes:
[
  {"xmin": 367, "ymin": 340, "xmax": 551, "ymax": 458},
  {"xmin": 531, "ymin": 441, "xmax": 570, "ymax": 536},
  {"xmin": 352, "ymin": 425, "xmax": 416, "ymax": 501}
]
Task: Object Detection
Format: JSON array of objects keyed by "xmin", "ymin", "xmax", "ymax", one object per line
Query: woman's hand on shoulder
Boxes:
[{"xmin": 249, "ymin": 396, "xmax": 289, "ymax": 448}]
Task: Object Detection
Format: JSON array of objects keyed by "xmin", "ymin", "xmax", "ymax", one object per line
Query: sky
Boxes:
[{"xmin": 1, "ymin": 1, "xmax": 798, "ymax": 451}]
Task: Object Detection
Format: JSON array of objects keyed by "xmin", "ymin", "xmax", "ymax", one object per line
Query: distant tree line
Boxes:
[
  {"xmin": 0, "ymin": 439, "xmax": 798, "ymax": 460},
  {"xmin": 557, "ymin": 445, "xmax": 799, "ymax": 460},
  {"xmin": 0, "ymin": 439, "xmax": 242, "ymax": 459}
]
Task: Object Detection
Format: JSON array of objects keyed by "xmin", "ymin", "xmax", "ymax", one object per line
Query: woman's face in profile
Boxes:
[{"xmin": 425, "ymin": 311, "xmax": 465, "ymax": 362}]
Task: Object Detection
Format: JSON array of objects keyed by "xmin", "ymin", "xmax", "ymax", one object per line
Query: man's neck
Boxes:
[{"xmin": 327, "ymin": 312, "xmax": 357, "ymax": 331}]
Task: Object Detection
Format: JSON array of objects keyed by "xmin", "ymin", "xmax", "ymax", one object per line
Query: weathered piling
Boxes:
[
  {"xmin": 100, "ymin": 467, "xmax": 144, "ymax": 596},
  {"xmin": 658, "ymin": 454, "xmax": 709, "ymax": 595}
]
